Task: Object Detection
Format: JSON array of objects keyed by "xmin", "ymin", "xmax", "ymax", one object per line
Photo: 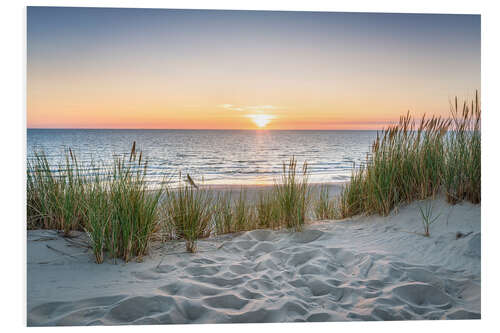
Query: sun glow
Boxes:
[{"xmin": 247, "ymin": 114, "xmax": 275, "ymax": 128}]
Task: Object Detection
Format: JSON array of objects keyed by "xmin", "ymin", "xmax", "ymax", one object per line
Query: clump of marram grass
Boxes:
[
  {"xmin": 313, "ymin": 184, "xmax": 336, "ymax": 220},
  {"xmin": 232, "ymin": 189, "xmax": 257, "ymax": 232},
  {"xmin": 162, "ymin": 175, "xmax": 214, "ymax": 252},
  {"xmin": 274, "ymin": 158, "xmax": 311, "ymax": 231},
  {"xmin": 443, "ymin": 91, "xmax": 481, "ymax": 204},
  {"xmin": 58, "ymin": 149, "xmax": 88, "ymax": 235},
  {"xmin": 335, "ymin": 166, "xmax": 366, "ymax": 218},
  {"xmin": 83, "ymin": 174, "xmax": 111, "ymax": 264},
  {"xmin": 27, "ymin": 143, "xmax": 164, "ymax": 263},
  {"xmin": 213, "ymin": 190, "xmax": 264, "ymax": 235},
  {"xmin": 212, "ymin": 160, "xmax": 313, "ymax": 235},
  {"xmin": 213, "ymin": 192, "xmax": 234, "ymax": 235},
  {"xmin": 83, "ymin": 151, "xmax": 164, "ymax": 263},
  {"xmin": 27, "ymin": 151, "xmax": 57, "ymax": 230},
  {"xmin": 107, "ymin": 156, "xmax": 164, "ymax": 262},
  {"xmin": 256, "ymin": 190, "xmax": 281, "ymax": 229},
  {"xmin": 27, "ymin": 149, "xmax": 87, "ymax": 233},
  {"xmin": 336, "ymin": 92, "xmax": 480, "ymax": 219},
  {"xmin": 28, "ymin": 150, "xmax": 316, "ymax": 260}
]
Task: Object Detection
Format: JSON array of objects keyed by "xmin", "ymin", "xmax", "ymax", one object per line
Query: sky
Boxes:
[{"xmin": 27, "ymin": 7, "xmax": 480, "ymax": 130}]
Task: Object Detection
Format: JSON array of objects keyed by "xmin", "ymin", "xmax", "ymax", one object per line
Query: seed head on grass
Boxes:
[
  {"xmin": 162, "ymin": 174, "xmax": 214, "ymax": 253},
  {"xmin": 28, "ymin": 143, "xmax": 164, "ymax": 263},
  {"xmin": 443, "ymin": 91, "xmax": 481, "ymax": 204},
  {"xmin": 335, "ymin": 91, "xmax": 480, "ymax": 219},
  {"xmin": 108, "ymin": 156, "xmax": 163, "ymax": 262}
]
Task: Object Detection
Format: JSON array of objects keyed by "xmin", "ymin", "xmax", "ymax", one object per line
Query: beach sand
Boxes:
[
  {"xmin": 198, "ymin": 182, "xmax": 344, "ymax": 201},
  {"xmin": 27, "ymin": 195, "xmax": 480, "ymax": 326}
]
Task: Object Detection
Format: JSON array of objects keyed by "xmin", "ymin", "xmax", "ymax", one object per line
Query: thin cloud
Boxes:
[
  {"xmin": 245, "ymin": 114, "xmax": 277, "ymax": 120},
  {"xmin": 247, "ymin": 105, "xmax": 279, "ymax": 111},
  {"xmin": 219, "ymin": 104, "xmax": 283, "ymax": 112}
]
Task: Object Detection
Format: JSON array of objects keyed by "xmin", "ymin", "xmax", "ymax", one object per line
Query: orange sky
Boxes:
[{"xmin": 27, "ymin": 8, "xmax": 480, "ymax": 130}]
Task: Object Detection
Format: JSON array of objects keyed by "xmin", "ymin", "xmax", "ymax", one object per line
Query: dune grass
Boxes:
[
  {"xmin": 157, "ymin": 157, "xmax": 313, "ymax": 249},
  {"xmin": 107, "ymin": 157, "xmax": 163, "ymax": 261},
  {"xmin": 27, "ymin": 144, "xmax": 164, "ymax": 263},
  {"xmin": 27, "ymin": 150, "xmax": 314, "ymax": 260},
  {"xmin": 443, "ymin": 93, "xmax": 481, "ymax": 204},
  {"xmin": 255, "ymin": 190, "xmax": 281, "ymax": 229},
  {"xmin": 336, "ymin": 92, "xmax": 481, "ymax": 218},
  {"xmin": 213, "ymin": 192, "xmax": 234, "ymax": 235},
  {"xmin": 232, "ymin": 189, "xmax": 257, "ymax": 232},
  {"xmin": 84, "ymin": 174, "xmax": 111, "ymax": 263},
  {"xmin": 27, "ymin": 149, "xmax": 87, "ymax": 233},
  {"xmin": 162, "ymin": 175, "xmax": 214, "ymax": 252},
  {"xmin": 313, "ymin": 184, "xmax": 336, "ymax": 220},
  {"xmin": 274, "ymin": 158, "xmax": 311, "ymax": 231},
  {"xmin": 211, "ymin": 158, "xmax": 312, "ymax": 234},
  {"xmin": 212, "ymin": 188, "xmax": 280, "ymax": 235},
  {"xmin": 206, "ymin": 160, "xmax": 312, "ymax": 237}
]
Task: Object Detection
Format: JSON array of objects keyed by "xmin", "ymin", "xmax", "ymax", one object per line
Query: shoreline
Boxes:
[
  {"xmin": 199, "ymin": 181, "xmax": 348, "ymax": 189},
  {"xmin": 194, "ymin": 182, "xmax": 346, "ymax": 201},
  {"xmin": 27, "ymin": 196, "xmax": 480, "ymax": 325}
]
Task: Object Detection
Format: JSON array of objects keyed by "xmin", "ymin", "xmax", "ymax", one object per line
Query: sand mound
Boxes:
[{"xmin": 27, "ymin": 197, "xmax": 480, "ymax": 325}]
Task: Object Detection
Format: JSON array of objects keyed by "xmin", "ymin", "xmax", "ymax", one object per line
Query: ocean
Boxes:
[{"xmin": 27, "ymin": 129, "xmax": 378, "ymax": 186}]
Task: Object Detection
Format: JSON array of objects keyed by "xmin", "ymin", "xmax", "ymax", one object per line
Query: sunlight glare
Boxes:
[{"xmin": 247, "ymin": 114, "xmax": 275, "ymax": 128}]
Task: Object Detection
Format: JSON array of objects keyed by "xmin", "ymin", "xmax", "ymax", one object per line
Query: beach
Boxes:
[
  {"xmin": 27, "ymin": 195, "xmax": 480, "ymax": 325},
  {"xmin": 21, "ymin": 6, "xmax": 484, "ymax": 329}
]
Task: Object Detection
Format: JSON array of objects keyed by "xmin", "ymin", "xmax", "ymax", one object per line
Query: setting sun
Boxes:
[{"xmin": 247, "ymin": 114, "xmax": 275, "ymax": 128}]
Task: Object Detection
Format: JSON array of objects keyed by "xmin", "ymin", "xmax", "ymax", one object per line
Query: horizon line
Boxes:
[{"xmin": 27, "ymin": 127, "xmax": 383, "ymax": 131}]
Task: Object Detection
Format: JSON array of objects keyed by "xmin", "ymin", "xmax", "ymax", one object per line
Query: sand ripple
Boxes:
[{"xmin": 28, "ymin": 225, "xmax": 481, "ymax": 325}]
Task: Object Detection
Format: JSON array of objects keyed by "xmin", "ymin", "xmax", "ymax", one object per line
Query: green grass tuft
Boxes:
[
  {"xmin": 256, "ymin": 190, "xmax": 281, "ymax": 229},
  {"xmin": 274, "ymin": 158, "xmax": 311, "ymax": 231},
  {"xmin": 161, "ymin": 175, "xmax": 214, "ymax": 253},
  {"xmin": 313, "ymin": 184, "xmax": 336, "ymax": 220},
  {"xmin": 27, "ymin": 144, "xmax": 164, "ymax": 263},
  {"xmin": 213, "ymin": 192, "xmax": 234, "ymax": 235},
  {"xmin": 336, "ymin": 92, "xmax": 480, "ymax": 218}
]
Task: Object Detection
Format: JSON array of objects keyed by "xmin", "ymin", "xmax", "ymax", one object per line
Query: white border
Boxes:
[{"xmin": 2, "ymin": 1, "xmax": 499, "ymax": 332}]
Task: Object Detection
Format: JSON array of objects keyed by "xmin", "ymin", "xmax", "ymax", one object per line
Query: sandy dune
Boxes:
[{"xmin": 27, "ymin": 196, "xmax": 480, "ymax": 326}]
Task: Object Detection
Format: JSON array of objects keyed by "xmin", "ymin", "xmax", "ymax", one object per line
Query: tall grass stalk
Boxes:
[
  {"xmin": 84, "ymin": 176, "xmax": 111, "ymax": 264},
  {"xmin": 27, "ymin": 149, "xmax": 87, "ymax": 234},
  {"xmin": 233, "ymin": 189, "xmax": 256, "ymax": 232},
  {"xmin": 214, "ymin": 192, "xmax": 234, "ymax": 235},
  {"xmin": 336, "ymin": 92, "xmax": 480, "ymax": 218},
  {"xmin": 314, "ymin": 184, "xmax": 336, "ymax": 220},
  {"xmin": 443, "ymin": 92, "xmax": 481, "ymax": 204},
  {"xmin": 256, "ymin": 190, "xmax": 281, "ymax": 229},
  {"xmin": 108, "ymin": 156, "xmax": 163, "ymax": 261},
  {"xmin": 274, "ymin": 158, "xmax": 311, "ymax": 231},
  {"xmin": 162, "ymin": 175, "xmax": 214, "ymax": 252}
]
